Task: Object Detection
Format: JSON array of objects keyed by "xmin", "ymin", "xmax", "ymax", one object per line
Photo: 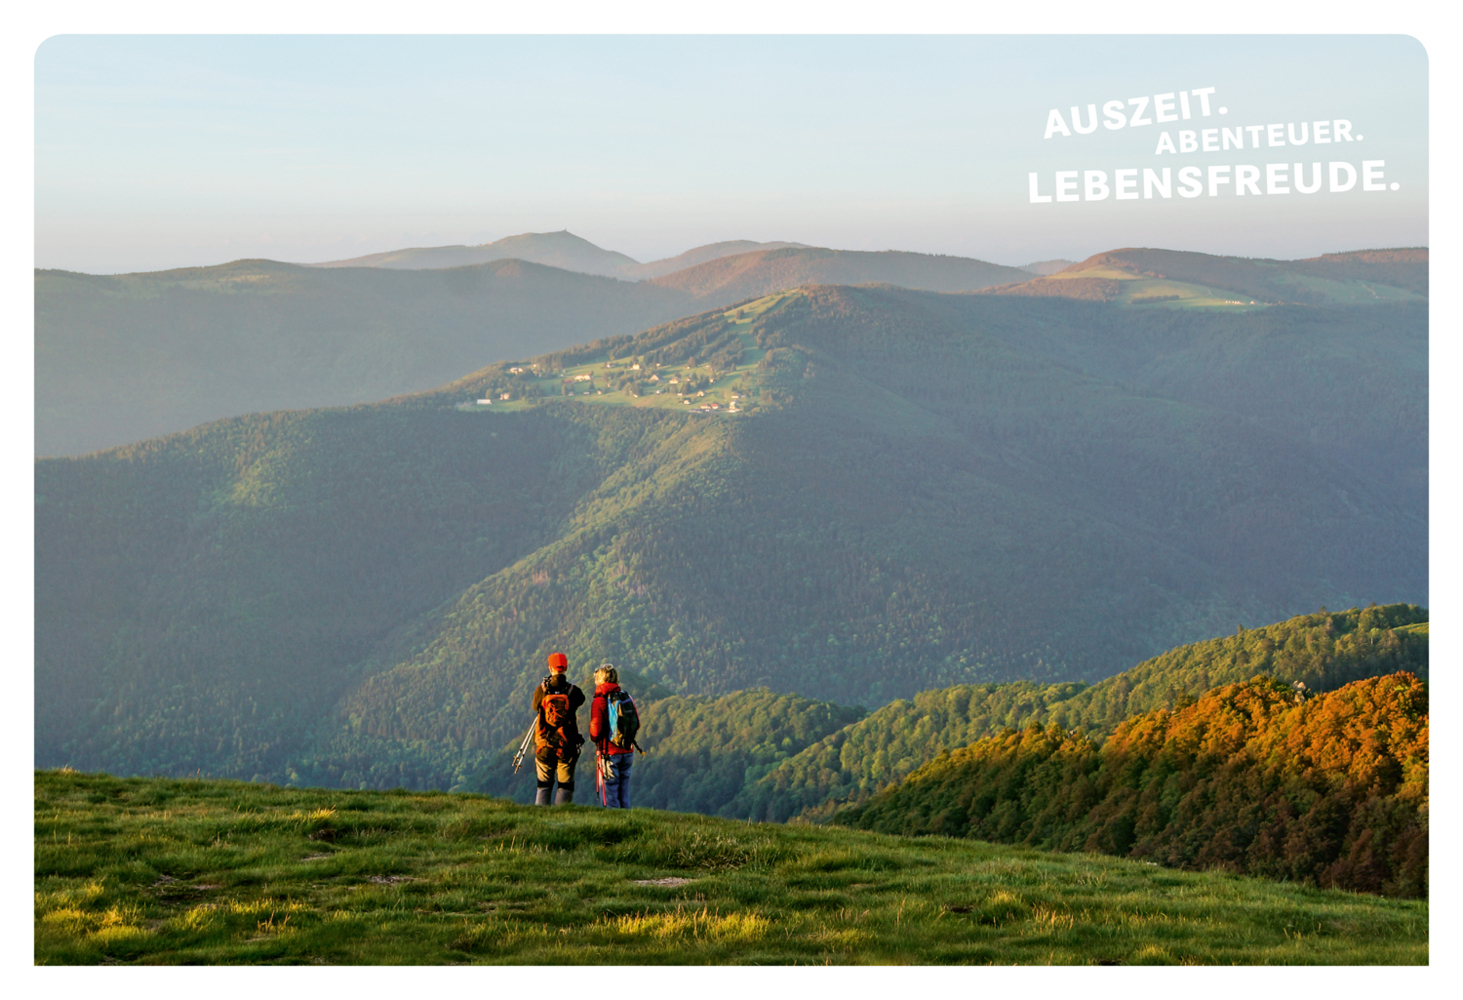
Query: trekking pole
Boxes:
[{"xmin": 510, "ymin": 718, "xmax": 536, "ymax": 773}]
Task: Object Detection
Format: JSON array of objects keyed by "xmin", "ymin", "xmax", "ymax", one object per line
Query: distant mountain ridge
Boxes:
[
  {"xmin": 646, "ymin": 246, "xmax": 1032, "ymax": 300},
  {"xmin": 34, "ymin": 258, "xmax": 698, "ymax": 456},
  {"xmin": 306, "ymin": 230, "xmax": 812, "ymax": 280},
  {"xmin": 985, "ymin": 247, "xmax": 1427, "ymax": 306},
  {"xmin": 37, "ymin": 240, "xmax": 1034, "ymax": 455},
  {"xmin": 623, "ymin": 240, "xmax": 812, "ymax": 279},
  {"xmin": 1018, "ymin": 259, "xmax": 1077, "ymax": 275},
  {"xmin": 305, "ymin": 230, "xmax": 643, "ymax": 276}
]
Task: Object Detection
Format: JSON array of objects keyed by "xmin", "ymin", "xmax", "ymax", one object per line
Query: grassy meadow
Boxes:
[{"xmin": 35, "ymin": 769, "xmax": 1426, "ymax": 966}]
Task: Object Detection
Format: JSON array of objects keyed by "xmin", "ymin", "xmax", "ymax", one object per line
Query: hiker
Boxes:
[
  {"xmin": 532, "ymin": 652, "xmax": 585, "ymax": 805},
  {"xmin": 589, "ymin": 662, "xmax": 640, "ymax": 808}
]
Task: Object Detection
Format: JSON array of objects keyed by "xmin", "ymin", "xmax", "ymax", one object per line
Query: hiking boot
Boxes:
[
  {"xmin": 535, "ymin": 787, "xmax": 551, "ymax": 806},
  {"xmin": 554, "ymin": 788, "xmax": 574, "ymax": 805}
]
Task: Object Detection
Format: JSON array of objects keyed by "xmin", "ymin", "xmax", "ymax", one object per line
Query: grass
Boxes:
[{"xmin": 34, "ymin": 769, "xmax": 1427, "ymax": 966}]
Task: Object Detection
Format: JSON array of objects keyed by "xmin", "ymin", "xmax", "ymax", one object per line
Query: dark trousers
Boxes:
[
  {"xmin": 535, "ymin": 750, "xmax": 577, "ymax": 799},
  {"xmin": 600, "ymin": 753, "xmax": 633, "ymax": 808}
]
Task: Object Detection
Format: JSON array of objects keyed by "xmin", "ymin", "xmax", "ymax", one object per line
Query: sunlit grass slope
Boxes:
[{"xmin": 35, "ymin": 769, "xmax": 1426, "ymax": 966}]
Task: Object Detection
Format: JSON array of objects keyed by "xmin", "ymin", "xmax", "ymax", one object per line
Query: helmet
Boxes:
[{"xmin": 546, "ymin": 652, "xmax": 568, "ymax": 671}]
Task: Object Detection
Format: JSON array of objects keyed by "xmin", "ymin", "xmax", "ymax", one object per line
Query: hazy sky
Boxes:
[{"xmin": 35, "ymin": 34, "xmax": 1427, "ymax": 273}]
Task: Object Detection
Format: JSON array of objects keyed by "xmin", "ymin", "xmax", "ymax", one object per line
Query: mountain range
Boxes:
[
  {"xmin": 35, "ymin": 266, "xmax": 1427, "ymax": 793},
  {"xmin": 305, "ymin": 230, "xmax": 816, "ymax": 280},
  {"xmin": 34, "ymin": 238, "xmax": 1426, "ymax": 458},
  {"xmin": 986, "ymin": 247, "xmax": 1427, "ymax": 306},
  {"xmin": 36, "ymin": 236, "xmax": 1029, "ymax": 456}
]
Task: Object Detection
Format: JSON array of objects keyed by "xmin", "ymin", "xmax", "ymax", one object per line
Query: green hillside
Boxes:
[
  {"xmin": 35, "ymin": 285, "xmax": 1426, "ymax": 793},
  {"xmin": 34, "ymin": 769, "xmax": 1427, "ymax": 965},
  {"xmin": 729, "ymin": 604, "xmax": 1427, "ymax": 823},
  {"xmin": 840, "ymin": 672, "xmax": 1429, "ymax": 899}
]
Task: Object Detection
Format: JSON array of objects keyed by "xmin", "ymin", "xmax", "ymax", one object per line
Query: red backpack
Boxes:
[{"xmin": 536, "ymin": 677, "xmax": 576, "ymax": 752}]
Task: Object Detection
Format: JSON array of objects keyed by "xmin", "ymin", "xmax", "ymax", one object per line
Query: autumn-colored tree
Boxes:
[{"xmin": 842, "ymin": 673, "xmax": 1427, "ymax": 898}]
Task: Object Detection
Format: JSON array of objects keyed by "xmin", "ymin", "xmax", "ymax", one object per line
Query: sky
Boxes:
[{"xmin": 34, "ymin": 34, "xmax": 1428, "ymax": 274}]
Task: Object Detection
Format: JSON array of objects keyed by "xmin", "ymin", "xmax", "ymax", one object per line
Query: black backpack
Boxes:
[{"xmin": 605, "ymin": 689, "xmax": 640, "ymax": 749}]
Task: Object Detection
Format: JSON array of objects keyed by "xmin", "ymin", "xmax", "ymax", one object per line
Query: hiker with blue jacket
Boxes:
[
  {"xmin": 532, "ymin": 652, "xmax": 585, "ymax": 805},
  {"xmin": 589, "ymin": 663, "xmax": 641, "ymax": 808}
]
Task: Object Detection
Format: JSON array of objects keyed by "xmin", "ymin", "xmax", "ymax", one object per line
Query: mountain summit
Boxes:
[{"xmin": 305, "ymin": 229, "xmax": 641, "ymax": 276}]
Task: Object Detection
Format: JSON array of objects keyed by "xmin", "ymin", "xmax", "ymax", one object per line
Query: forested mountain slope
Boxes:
[
  {"xmin": 36, "ymin": 285, "xmax": 1426, "ymax": 791},
  {"xmin": 729, "ymin": 605, "xmax": 1427, "ymax": 822},
  {"xmin": 839, "ymin": 672, "xmax": 1429, "ymax": 899}
]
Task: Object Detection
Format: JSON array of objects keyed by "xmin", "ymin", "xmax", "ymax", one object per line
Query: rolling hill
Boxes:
[
  {"xmin": 621, "ymin": 240, "xmax": 812, "ymax": 279},
  {"xmin": 41, "ymin": 242, "xmax": 1404, "ymax": 457},
  {"xmin": 36, "ymin": 242, "xmax": 1027, "ymax": 457},
  {"xmin": 305, "ymin": 229, "xmax": 643, "ymax": 275},
  {"xmin": 304, "ymin": 230, "xmax": 810, "ymax": 279},
  {"xmin": 985, "ymin": 247, "xmax": 1427, "ymax": 307},
  {"xmin": 35, "ymin": 281, "xmax": 1426, "ymax": 793},
  {"xmin": 35, "ymin": 258, "xmax": 697, "ymax": 456},
  {"xmin": 647, "ymin": 246, "xmax": 1031, "ymax": 300}
]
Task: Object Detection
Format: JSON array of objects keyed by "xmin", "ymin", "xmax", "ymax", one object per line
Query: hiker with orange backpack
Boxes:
[
  {"xmin": 588, "ymin": 662, "xmax": 642, "ymax": 808},
  {"xmin": 531, "ymin": 652, "xmax": 586, "ymax": 805}
]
